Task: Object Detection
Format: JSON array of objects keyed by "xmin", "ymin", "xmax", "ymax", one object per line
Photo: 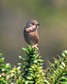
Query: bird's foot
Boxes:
[{"xmin": 32, "ymin": 44, "xmax": 39, "ymax": 50}]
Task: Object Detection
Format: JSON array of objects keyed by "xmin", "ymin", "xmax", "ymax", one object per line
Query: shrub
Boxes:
[{"xmin": 0, "ymin": 46, "xmax": 67, "ymax": 84}]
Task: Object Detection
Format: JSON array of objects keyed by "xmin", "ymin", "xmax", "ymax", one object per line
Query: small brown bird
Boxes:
[{"xmin": 23, "ymin": 20, "xmax": 40, "ymax": 48}]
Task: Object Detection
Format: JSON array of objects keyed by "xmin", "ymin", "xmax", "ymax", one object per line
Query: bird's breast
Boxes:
[{"xmin": 29, "ymin": 30, "xmax": 37, "ymax": 37}]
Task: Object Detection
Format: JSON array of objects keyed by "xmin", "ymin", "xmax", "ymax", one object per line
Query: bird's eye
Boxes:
[{"xmin": 31, "ymin": 23, "xmax": 35, "ymax": 25}]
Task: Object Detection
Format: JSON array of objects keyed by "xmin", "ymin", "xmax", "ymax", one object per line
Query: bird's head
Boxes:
[{"xmin": 26, "ymin": 20, "xmax": 40, "ymax": 29}]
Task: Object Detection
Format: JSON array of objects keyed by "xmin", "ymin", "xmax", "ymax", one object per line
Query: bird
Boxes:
[{"xmin": 23, "ymin": 20, "xmax": 40, "ymax": 49}]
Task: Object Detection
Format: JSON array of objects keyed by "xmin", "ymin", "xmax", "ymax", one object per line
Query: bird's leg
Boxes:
[{"xmin": 32, "ymin": 44, "xmax": 38, "ymax": 49}]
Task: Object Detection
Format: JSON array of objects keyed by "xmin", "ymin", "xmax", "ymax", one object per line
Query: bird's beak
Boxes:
[
  {"xmin": 37, "ymin": 23, "xmax": 40, "ymax": 26},
  {"xmin": 36, "ymin": 24, "xmax": 40, "ymax": 28},
  {"xmin": 36, "ymin": 24, "xmax": 40, "ymax": 29}
]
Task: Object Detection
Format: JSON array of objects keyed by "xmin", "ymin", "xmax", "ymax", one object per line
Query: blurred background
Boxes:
[{"xmin": 0, "ymin": 0, "xmax": 67, "ymax": 68}]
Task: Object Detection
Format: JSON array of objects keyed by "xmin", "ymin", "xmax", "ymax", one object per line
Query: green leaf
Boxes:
[
  {"xmin": 19, "ymin": 56, "xmax": 26, "ymax": 61},
  {"xmin": 22, "ymin": 48, "xmax": 29, "ymax": 54}
]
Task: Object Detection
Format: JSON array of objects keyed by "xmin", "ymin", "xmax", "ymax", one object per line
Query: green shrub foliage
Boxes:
[
  {"xmin": 19, "ymin": 45, "xmax": 45, "ymax": 84},
  {"xmin": 0, "ymin": 46, "xmax": 67, "ymax": 84},
  {"xmin": 44, "ymin": 50, "xmax": 67, "ymax": 84}
]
